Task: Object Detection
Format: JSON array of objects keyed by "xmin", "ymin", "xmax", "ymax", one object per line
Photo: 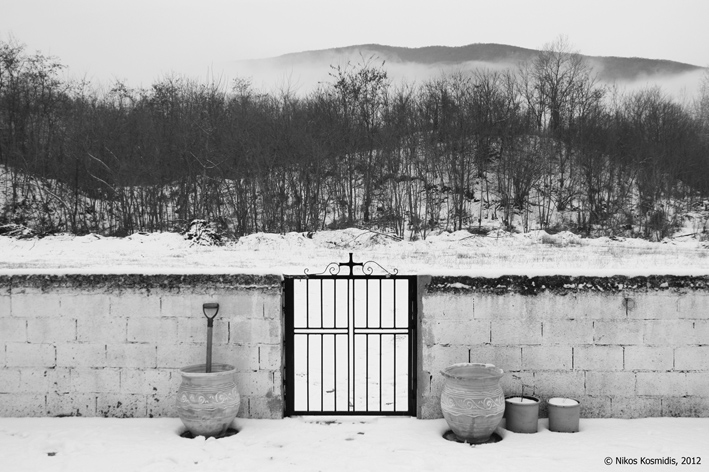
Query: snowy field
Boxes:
[
  {"xmin": 0, "ymin": 416, "xmax": 706, "ymax": 472},
  {"xmin": 2, "ymin": 227, "xmax": 709, "ymax": 277}
]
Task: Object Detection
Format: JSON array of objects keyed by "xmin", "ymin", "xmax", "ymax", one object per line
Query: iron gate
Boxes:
[{"xmin": 284, "ymin": 254, "xmax": 417, "ymax": 416}]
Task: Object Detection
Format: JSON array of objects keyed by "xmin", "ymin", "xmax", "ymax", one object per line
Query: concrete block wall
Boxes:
[
  {"xmin": 419, "ymin": 275, "xmax": 709, "ymax": 419},
  {"xmin": 0, "ymin": 274, "xmax": 283, "ymax": 419}
]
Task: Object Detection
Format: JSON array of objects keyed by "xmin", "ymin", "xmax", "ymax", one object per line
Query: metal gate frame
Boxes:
[{"xmin": 284, "ymin": 254, "xmax": 417, "ymax": 416}]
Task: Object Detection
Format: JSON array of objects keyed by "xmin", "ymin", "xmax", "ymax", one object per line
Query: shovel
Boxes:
[{"xmin": 203, "ymin": 303, "xmax": 220, "ymax": 373}]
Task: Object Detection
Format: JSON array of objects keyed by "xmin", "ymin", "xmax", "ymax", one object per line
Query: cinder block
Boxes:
[
  {"xmin": 0, "ymin": 393, "xmax": 46, "ymax": 416},
  {"xmin": 232, "ymin": 319, "xmax": 281, "ymax": 345},
  {"xmin": 0, "ymin": 294, "xmax": 10, "ymax": 317},
  {"xmin": 27, "ymin": 318, "xmax": 76, "ymax": 343},
  {"xmin": 0, "ymin": 369, "xmax": 20, "ymax": 392},
  {"xmin": 0, "ymin": 318, "xmax": 26, "ymax": 342},
  {"xmin": 60, "ymin": 294, "xmax": 110, "ymax": 318},
  {"xmin": 234, "ymin": 370, "xmax": 278, "ymax": 397},
  {"xmin": 499, "ymin": 370, "xmax": 534, "ymax": 396},
  {"xmin": 20, "ymin": 368, "xmax": 71, "ymax": 394},
  {"xmin": 146, "ymin": 392, "xmax": 177, "ymax": 418},
  {"xmin": 468, "ymin": 345, "xmax": 522, "ymax": 372},
  {"xmin": 423, "ymin": 294, "xmax": 476, "ymax": 320},
  {"xmin": 531, "ymin": 371, "xmax": 585, "ymax": 398},
  {"xmin": 472, "ymin": 294, "xmax": 527, "ymax": 319},
  {"xmin": 261, "ymin": 294, "xmax": 283, "ymax": 320},
  {"xmin": 577, "ymin": 395, "xmax": 611, "ymax": 418},
  {"xmin": 6, "ymin": 343, "xmax": 55, "ymax": 367},
  {"xmin": 611, "ymin": 396, "xmax": 662, "ymax": 418},
  {"xmin": 97, "ymin": 393, "xmax": 147, "ymax": 418},
  {"xmin": 70, "ymin": 367, "xmax": 121, "ymax": 393},
  {"xmin": 568, "ymin": 293, "xmax": 624, "ymax": 319},
  {"xmin": 542, "ymin": 319, "xmax": 594, "ymax": 345},
  {"xmin": 76, "ymin": 316, "xmax": 127, "ymax": 343},
  {"xmin": 675, "ymin": 346, "xmax": 709, "ymax": 370},
  {"xmin": 491, "ymin": 319, "xmax": 542, "ymax": 345},
  {"xmin": 177, "ymin": 317, "xmax": 229, "ymax": 344},
  {"xmin": 161, "ymin": 294, "xmax": 230, "ymax": 318},
  {"xmin": 211, "ymin": 290, "xmax": 276, "ymax": 320},
  {"xmin": 686, "ymin": 372, "xmax": 709, "ymax": 396},
  {"xmin": 585, "ymin": 371, "xmax": 636, "ymax": 396},
  {"xmin": 574, "ymin": 346, "xmax": 623, "ymax": 371},
  {"xmin": 210, "ymin": 344, "xmax": 259, "ymax": 372},
  {"xmin": 624, "ymin": 346, "xmax": 674, "ymax": 371},
  {"xmin": 422, "ymin": 344, "xmax": 469, "ymax": 373},
  {"xmin": 677, "ymin": 293, "xmax": 709, "ymax": 319},
  {"xmin": 426, "ymin": 319, "xmax": 489, "ymax": 346},
  {"xmin": 643, "ymin": 320, "xmax": 695, "ymax": 345},
  {"xmin": 127, "ymin": 317, "xmax": 177, "ymax": 344},
  {"xmin": 628, "ymin": 294, "xmax": 679, "ymax": 320},
  {"xmin": 522, "ymin": 346, "xmax": 572, "ymax": 370},
  {"xmin": 56, "ymin": 343, "xmax": 106, "ymax": 368},
  {"xmin": 594, "ymin": 320, "xmax": 644, "ymax": 345},
  {"xmin": 10, "ymin": 292, "xmax": 61, "ymax": 317},
  {"xmin": 120, "ymin": 368, "xmax": 173, "ymax": 395},
  {"xmin": 258, "ymin": 344, "xmax": 282, "ymax": 371},
  {"xmin": 46, "ymin": 392, "xmax": 97, "ymax": 417},
  {"xmin": 636, "ymin": 372, "xmax": 687, "ymax": 396},
  {"xmin": 156, "ymin": 343, "xmax": 204, "ymax": 368},
  {"xmin": 694, "ymin": 320, "xmax": 709, "ymax": 342},
  {"xmin": 661, "ymin": 397, "xmax": 709, "ymax": 417},
  {"xmin": 418, "ymin": 396, "xmax": 442, "ymax": 419},
  {"xmin": 248, "ymin": 394, "xmax": 284, "ymax": 419},
  {"xmin": 106, "ymin": 344, "xmax": 157, "ymax": 368},
  {"xmin": 110, "ymin": 293, "xmax": 161, "ymax": 318}
]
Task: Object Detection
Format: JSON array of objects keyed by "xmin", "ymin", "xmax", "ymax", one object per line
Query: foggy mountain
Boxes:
[{"xmin": 225, "ymin": 43, "xmax": 707, "ymax": 97}]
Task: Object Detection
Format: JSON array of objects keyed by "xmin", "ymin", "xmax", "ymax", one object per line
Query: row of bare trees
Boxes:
[{"xmin": 2, "ymin": 36, "xmax": 708, "ymax": 239}]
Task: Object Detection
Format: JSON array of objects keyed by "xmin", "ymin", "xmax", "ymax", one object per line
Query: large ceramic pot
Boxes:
[
  {"xmin": 440, "ymin": 363, "xmax": 505, "ymax": 444},
  {"xmin": 176, "ymin": 363, "xmax": 240, "ymax": 438}
]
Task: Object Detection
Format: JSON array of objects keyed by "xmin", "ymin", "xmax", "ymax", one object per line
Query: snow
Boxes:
[
  {"xmin": 0, "ymin": 416, "xmax": 706, "ymax": 472},
  {"xmin": 2, "ymin": 228, "xmax": 709, "ymax": 277}
]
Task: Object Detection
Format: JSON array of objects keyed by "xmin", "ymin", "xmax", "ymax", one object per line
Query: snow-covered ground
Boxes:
[
  {"xmin": 1, "ymin": 416, "xmax": 706, "ymax": 472},
  {"xmin": 2, "ymin": 228, "xmax": 709, "ymax": 277}
]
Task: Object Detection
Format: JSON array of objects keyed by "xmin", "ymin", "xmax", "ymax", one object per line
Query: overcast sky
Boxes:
[{"xmin": 1, "ymin": 0, "xmax": 708, "ymax": 88}]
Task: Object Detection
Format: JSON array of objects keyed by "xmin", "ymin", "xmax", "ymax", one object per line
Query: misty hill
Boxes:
[{"xmin": 232, "ymin": 43, "xmax": 705, "ymax": 92}]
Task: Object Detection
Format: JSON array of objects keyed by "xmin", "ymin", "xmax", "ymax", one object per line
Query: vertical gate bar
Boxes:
[
  {"xmin": 347, "ymin": 279, "xmax": 351, "ymax": 412},
  {"xmin": 321, "ymin": 279, "xmax": 324, "ymax": 328},
  {"xmin": 379, "ymin": 279, "xmax": 382, "ymax": 329},
  {"xmin": 379, "ymin": 333, "xmax": 382, "ymax": 411},
  {"xmin": 284, "ymin": 278, "xmax": 294, "ymax": 416},
  {"xmin": 393, "ymin": 278, "xmax": 397, "ymax": 329},
  {"xmin": 321, "ymin": 333, "xmax": 324, "ymax": 411},
  {"xmin": 334, "ymin": 333, "xmax": 337, "ymax": 411},
  {"xmin": 409, "ymin": 276, "xmax": 417, "ymax": 416},
  {"xmin": 393, "ymin": 279, "xmax": 397, "ymax": 410},
  {"xmin": 352, "ymin": 278, "xmax": 356, "ymax": 412},
  {"xmin": 366, "ymin": 279, "xmax": 369, "ymax": 328},
  {"xmin": 394, "ymin": 332, "xmax": 397, "ymax": 411},
  {"xmin": 366, "ymin": 333, "xmax": 369, "ymax": 412},
  {"xmin": 306, "ymin": 279, "xmax": 309, "ymax": 329},
  {"xmin": 306, "ymin": 333, "xmax": 310, "ymax": 412}
]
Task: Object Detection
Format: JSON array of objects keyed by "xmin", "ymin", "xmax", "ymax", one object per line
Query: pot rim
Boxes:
[
  {"xmin": 547, "ymin": 397, "xmax": 580, "ymax": 408},
  {"xmin": 441, "ymin": 362, "xmax": 504, "ymax": 380},
  {"xmin": 505, "ymin": 395, "xmax": 541, "ymax": 404},
  {"xmin": 179, "ymin": 363, "xmax": 236, "ymax": 376}
]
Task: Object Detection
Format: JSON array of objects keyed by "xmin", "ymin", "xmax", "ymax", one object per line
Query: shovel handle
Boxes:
[{"xmin": 203, "ymin": 303, "xmax": 219, "ymax": 327}]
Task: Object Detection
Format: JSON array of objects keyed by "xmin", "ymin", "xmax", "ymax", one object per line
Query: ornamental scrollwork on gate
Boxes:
[{"xmin": 304, "ymin": 253, "xmax": 398, "ymax": 277}]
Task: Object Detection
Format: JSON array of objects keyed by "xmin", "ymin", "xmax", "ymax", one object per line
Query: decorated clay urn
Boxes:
[
  {"xmin": 440, "ymin": 363, "xmax": 505, "ymax": 443},
  {"xmin": 176, "ymin": 363, "xmax": 240, "ymax": 438}
]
